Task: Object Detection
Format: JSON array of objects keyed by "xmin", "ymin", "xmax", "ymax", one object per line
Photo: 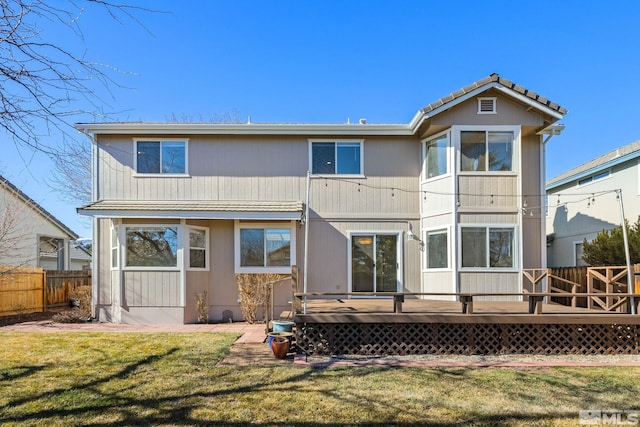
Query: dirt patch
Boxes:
[{"xmin": 0, "ymin": 308, "xmax": 65, "ymax": 327}]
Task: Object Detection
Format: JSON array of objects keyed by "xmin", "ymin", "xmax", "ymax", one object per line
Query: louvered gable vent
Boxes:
[{"xmin": 477, "ymin": 97, "xmax": 496, "ymax": 114}]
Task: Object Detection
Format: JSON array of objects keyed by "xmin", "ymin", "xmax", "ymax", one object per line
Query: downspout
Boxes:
[
  {"xmin": 616, "ymin": 189, "xmax": 636, "ymax": 315},
  {"xmin": 303, "ymin": 171, "xmax": 311, "ymax": 314},
  {"xmin": 80, "ymin": 128, "xmax": 99, "ymax": 320},
  {"xmin": 540, "ymin": 128, "xmax": 561, "ymax": 299}
]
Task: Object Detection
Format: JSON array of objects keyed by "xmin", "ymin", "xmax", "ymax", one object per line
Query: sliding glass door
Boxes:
[{"xmin": 351, "ymin": 233, "xmax": 400, "ymax": 293}]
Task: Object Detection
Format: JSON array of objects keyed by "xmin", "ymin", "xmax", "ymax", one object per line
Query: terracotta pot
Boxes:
[{"xmin": 271, "ymin": 337, "xmax": 290, "ymax": 359}]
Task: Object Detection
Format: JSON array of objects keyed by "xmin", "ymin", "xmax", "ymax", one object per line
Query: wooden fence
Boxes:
[
  {"xmin": 46, "ymin": 270, "xmax": 92, "ymax": 307},
  {"xmin": 0, "ymin": 268, "xmax": 92, "ymax": 316},
  {"xmin": 0, "ymin": 267, "xmax": 46, "ymax": 316}
]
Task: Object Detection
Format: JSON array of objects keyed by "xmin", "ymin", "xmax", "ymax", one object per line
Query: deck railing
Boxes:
[
  {"xmin": 523, "ymin": 265, "xmax": 640, "ymax": 312},
  {"xmin": 292, "ymin": 291, "xmax": 640, "ymax": 316}
]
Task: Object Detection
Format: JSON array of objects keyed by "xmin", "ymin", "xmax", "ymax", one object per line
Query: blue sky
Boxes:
[{"xmin": 2, "ymin": 1, "xmax": 640, "ymax": 237}]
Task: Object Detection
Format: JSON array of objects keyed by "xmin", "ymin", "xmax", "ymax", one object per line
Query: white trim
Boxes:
[
  {"xmin": 493, "ymin": 85, "xmax": 564, "ymax": 120},
  {"xmin": 308, "ymin": 139, "xmax": 364, "ymax": 176},
  {"xmin": 122, "ymin": 224, "xmax": 181, "ymax": 271},
  {"xmin": 133, "ymin": 138, "xmax": 189, "ymax": 175},
  {"xmin": 186, "ymin": 225, "xmax": 209, "ymax": 271},
  {"xmin": 421, "ymin": 130, "xmax": 450, "ymax": 183},
  {"xmin": 423, "ymin": 226, "xmax": 452, "ymax": 272},
  {"xmin": 477, "ymin": 97, "xmax": 497, "ymax": 114},
  {"xmin": 78, "ymin": 122, "xmax": 413, "ymax": 136},
  {"xmin": 234, "ymin": 220, "xmax": 296, "ymax": 274},
  {"xmin": 78, "ymin": 209, "xmax": 302, "ymax": 220},
  {"xmin": 458, "ymin": 224, "xmax": 519, "ymax": 272},
  {"xmin": 110, "ymin": 223, "xmax": 119, "ymax": 271},
  {"xmin": 347, "ymin": 230, "xmax": 404, "ymax": 295}
]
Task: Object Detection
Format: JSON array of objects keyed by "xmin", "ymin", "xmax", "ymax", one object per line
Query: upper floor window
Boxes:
[
  {"xmin": 460, "ymin": 131, "xmax": 513, "ymax": 172},
  {"xmin": 424, "ymin": 134, "xmax": 448, "ymax": 180},
  {"xmin": 135, "ymin": 139, "xmax": 188, "ymax": 174},
  {"xmin": 578, "ymin": 170, "xmax": 610, "ymax": 186},
  {"xmin": 310, "ymin": 140, "xmax": 363, "ymax": 175}
]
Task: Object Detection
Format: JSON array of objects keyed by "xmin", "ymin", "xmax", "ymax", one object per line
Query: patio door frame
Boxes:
[{"xmin": 347, "ymin": 230, "xmax": 404, "ymax": 296}]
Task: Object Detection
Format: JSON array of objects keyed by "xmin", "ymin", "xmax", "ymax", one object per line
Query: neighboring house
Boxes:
[
  {"xmin": 40, "ymin": 241, "xmax": 92, "ymax": 270},
  {"xmin": 76, "ymin": 73, "xmax": 566, "ymax": 324},
  {"xmin": 0, "ymin": 175, "xmax": 80, "ymax": 270},
  {"xmin": 546, "ymin": 140, "xmax": 640, "ymax": 267}
]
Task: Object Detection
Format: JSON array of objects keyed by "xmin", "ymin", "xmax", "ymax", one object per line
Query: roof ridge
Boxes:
[
  {"xmin": 0, "ymin": 175, "xmax": 78, "ymax": 239},
  {"xmin": 421, "ymin": 73, "xmax": 567, "ymax": 116}
]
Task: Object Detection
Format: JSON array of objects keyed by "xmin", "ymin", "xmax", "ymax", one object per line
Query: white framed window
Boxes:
[
  {"xmin": 234, "ymin": 221, "xmax": 296, "ymax": 273},
  {"xmin": 124, "ymin": 225, "xmax": 179, "ymax": 269},
  {"xmin": 577, "ymin": 170, "xmax": 610, "ymax": 186},
  {"xmin": 309, "ymin": 139, "xmax": 363, "ymax": 175},
  {"xmin": 574, "ymin": 241, "xmax": 588, "ymax": 267},
  {"xmin": 422, "ymin": 132, "xmax": 449, "ymax": 181},
  {"xmin": 460, "ymin": 130, "xmax": 514, "ymax": 172},
  {"xmin": 460, "ymin": 226, "xmax": 516, "ymax": 270},
  {"xmin": 424, "ymin": 228, "xmax": 449, "ymax": 269},
  {"xmin": 477, "ymin": 97, "xmax": 497, "ymax": 114},
  {"xmin": 134, "ymin": 139, "xmax": 188, "ymax": 175},
  {"xmin": 110, "ymin": 225, "xmax": 118, "ymax": 269},
  {"xmin": 187, "ymin": 226, "xmax": 209, "ymax": 270}
]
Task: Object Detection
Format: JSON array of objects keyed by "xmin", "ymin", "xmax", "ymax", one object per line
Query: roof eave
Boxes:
[
  {"xmin": 77, "ymin": 208, "xmax": 302, "ymax": 221},
  {"xmin": 74, "ymin": 122, "xmax": 414, "ymax": 136},
  {"xmin": 546, "ymin": 151, "xmax": 640, "ymax": 190}
]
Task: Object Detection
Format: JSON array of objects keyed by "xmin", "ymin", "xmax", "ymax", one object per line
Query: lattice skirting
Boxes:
[{"xmin": 295, "ymin": 322, "xmax": 640, "ymax": 356}]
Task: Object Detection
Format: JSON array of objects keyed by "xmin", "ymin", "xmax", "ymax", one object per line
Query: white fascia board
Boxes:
[
  {"xmin": 77, "ymin": 208, "xmax": 302, "ymax": 221},
  {"xmin": 74, "ymin": 122, "xmax": 413, "ymax": 136},
  {"xmin": 417, "ymin": 84, "xmax": 501, "ymax": 121},
  {"xmin": 493, "ymin": 86, "xmax": 564, "ymax": 120}
]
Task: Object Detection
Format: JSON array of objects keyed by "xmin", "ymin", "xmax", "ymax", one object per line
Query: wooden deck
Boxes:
[
  {"xmin": 286, "ymin": 296, "xmax": 640, "ymax": 324},
  {"xmin": 288, "ymin": 296, "xmax": 640, "ymax": 356}
]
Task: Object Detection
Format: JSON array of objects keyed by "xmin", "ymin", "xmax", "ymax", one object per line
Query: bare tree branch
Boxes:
[{"xmin": 0, "ymin": 0, "xmax": 158, "ymax": 154}]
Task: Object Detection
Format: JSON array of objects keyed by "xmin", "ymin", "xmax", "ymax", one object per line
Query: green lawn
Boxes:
[{"xmin": 0, "ymin": 332, "xmax": 638, "ymax": 426}]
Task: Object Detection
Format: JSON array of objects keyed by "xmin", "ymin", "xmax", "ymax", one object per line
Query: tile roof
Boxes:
[
  {"xmin": 547, "ymin": 140, "xmax": 640, "ymax": 188},
  {"xmin": 0, "ymin": 175, "xmax": 78, "ymax": 239},
  {"xmin": 420, "ymin": 73, "xmax": 567, "ymax": 116}
]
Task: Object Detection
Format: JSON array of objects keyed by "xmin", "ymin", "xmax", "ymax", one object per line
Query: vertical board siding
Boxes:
[
  {"xmin": 305, "ymin": 219, "xmax": 421, "ymax": 294},
  {"xmin": 459, "ymin": 272, "xmax": 520, "ymax": 300},
  {"xmin": 98, "ymin": 135, "xmax": 420, "ymax": 218},
  {"xmin": 421, "ymin": 176, "xmax": 453, "ymax": 216},
  {"xmin": 458, "ymin": 213, "xmax": 518, "ymax": 224},
  {"xmin": 422, "ymin": 271, "xmax": 455, "ymax": 297},
  {"xmin": 123, "ymin": 270, "xmax": 180, "ymax": 307},
  {"xmin": 98, "ymin": 218, "xmax": 112, "ymax": 305},
  {"xmin": 458, "ymin": 175, "xmax": 518, "ymax": 209}
]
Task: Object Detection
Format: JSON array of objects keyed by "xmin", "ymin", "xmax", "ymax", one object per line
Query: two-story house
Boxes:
[
  {"xmin": 77, "ymin": 73, "xmax": 566, "ymax": 324},
  {"xmin": 546, "ymin": 140, "xmax": 640, "ymax": 267}
]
